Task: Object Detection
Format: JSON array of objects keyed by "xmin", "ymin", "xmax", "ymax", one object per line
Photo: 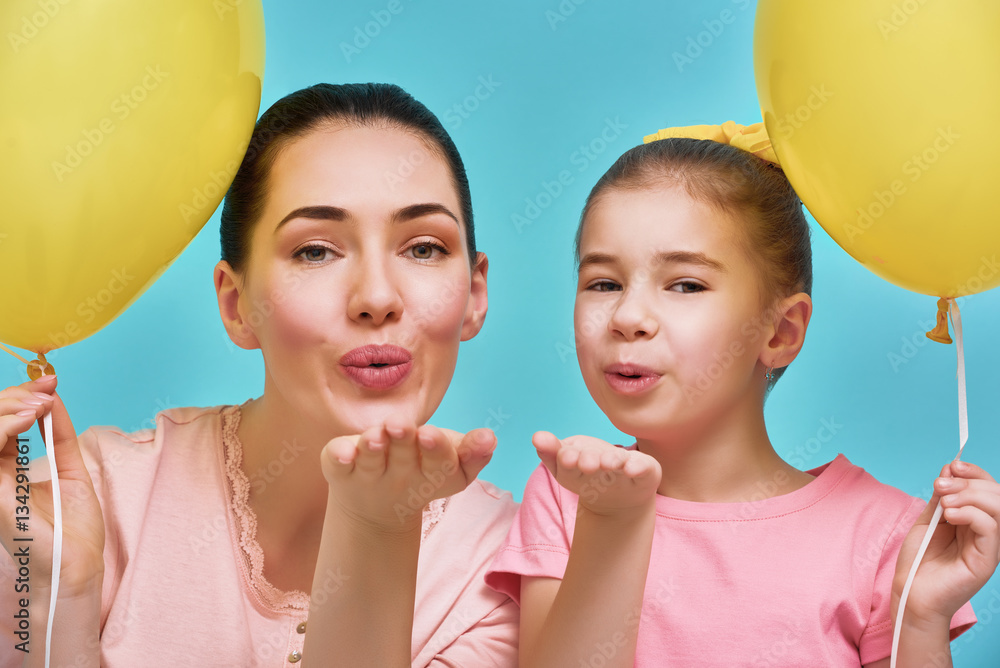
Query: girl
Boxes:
[
  {"xmin": 485, "ymin": 123, "xmax": 1000, "ymax": 667},
  {"xmin": 0, "ymin": 83, "xmax": 519, "ymax": 667}
]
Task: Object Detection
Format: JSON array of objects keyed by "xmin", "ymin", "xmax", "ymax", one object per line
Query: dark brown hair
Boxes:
[
  {"xmin": 575, "ymin": 137, "xmax": 812, "ymax": 391},
  {"xmin": 221, "ymin": 83, "xmax": 476, "ymax": 272}
]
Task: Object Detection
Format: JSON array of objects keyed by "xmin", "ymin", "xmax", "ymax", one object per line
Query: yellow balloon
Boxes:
[
  {"xmin": 0, "ymin": 0, "xmax": 264, "ymax": 352},
  {"xmin": 754, "ymin": 0, "xmax": 1000, "ymax": 298}
]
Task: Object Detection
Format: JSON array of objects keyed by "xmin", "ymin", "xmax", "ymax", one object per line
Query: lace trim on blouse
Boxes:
[{"xmin": 220, "ymin": 404, "xmax": 449, "ymax": 613}]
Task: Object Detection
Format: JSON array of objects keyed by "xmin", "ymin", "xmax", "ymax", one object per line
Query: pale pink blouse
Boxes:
[{"xmin": 1, "ymin": 405, "xmax": 519, "ymax": 667}]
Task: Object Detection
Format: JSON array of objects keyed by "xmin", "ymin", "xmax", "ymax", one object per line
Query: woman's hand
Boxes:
[
  {"xmin": 532, "ymin": 431, "xmax": 661, "ymax": 517},
  {"xmin": 893, "ymin": 460, "xmax": 1000, "ymax": 627},
  {"xmin": 320, "ymin": 416, "xmax": 496, "ymax": 531},
  {"xmin": 0, "ymin": 375, "xmax": 105, "ymax": 596}
]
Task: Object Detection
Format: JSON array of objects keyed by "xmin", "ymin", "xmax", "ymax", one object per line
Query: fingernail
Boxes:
[
  {"xmin": 22, "ymin": 398, "xmax": 43, "ymax": 406},
  {"xmin": 32, "ymin": 392, "xmax": 53, "ymax": 401},
  {"xmin": 474, "ymin": 430, "xmax": 493, "ymax": 446},
  {"xmin": 37, "ymin": 374, "xmax": 56, "ymax": 381},
  {"xmin": 954, "ymin": 460, "xmax": 969, "ymax": 471},
  {"xmin": 16, "ymin": 409, "xmax": 35, "ymax": 417},
  {"xmin": 386, "ymin": 427, "xmax": 405, "ymax": 439},
  {"xmin": 937, "ymin": 478, "xmax": 953, "ymax": 489}
]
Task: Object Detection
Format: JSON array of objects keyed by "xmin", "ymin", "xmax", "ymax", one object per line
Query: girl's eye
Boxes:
[
  {"xmin": 294, "ymin": 245, "xmax": 336, "ymax": 263},
  {"xmin": 587, "ymin": 280, "xmax": 621, "ymax": 292},
  {"xmin": 406, "ymin": 242, "xmax": 449, "ymax": 261},
  {"xmin": 670, "ymin": 281, "xmax": 705, "ymax": 293}
]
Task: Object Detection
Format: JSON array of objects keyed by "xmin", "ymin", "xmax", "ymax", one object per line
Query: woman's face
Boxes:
[{"xmin": 218, "ymin": 123, "xmax": 487, "ymax": 435}]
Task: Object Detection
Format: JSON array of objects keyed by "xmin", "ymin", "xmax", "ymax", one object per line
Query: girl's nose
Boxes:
[
  {"xmin": 608, "ymin": 289, "xmax": 659, "ymax": 341},
  {"xmin": 347, "ymin": 256, "xmax": 404, "ymax": 326}
]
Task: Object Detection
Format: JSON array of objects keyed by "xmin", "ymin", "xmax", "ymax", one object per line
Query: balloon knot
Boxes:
[
  {"xmin": 26, "ymin": 352, "xmax": 55, "ymax": 380},
  {"xmin": 925, "ymin": 297, "xmax": 954, "ymax": 344}
]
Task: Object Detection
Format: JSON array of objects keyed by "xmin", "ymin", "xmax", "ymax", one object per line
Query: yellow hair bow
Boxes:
[{"xmin": 643, "ymin": 120, "xmax": 779, "ymax": 166}]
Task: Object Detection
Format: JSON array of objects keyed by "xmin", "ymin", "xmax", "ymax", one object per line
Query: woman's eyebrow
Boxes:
[
  {"xmin": 273, "ymin": 202, "xmax": 459, "ymax": 233},
  {"xmin": 274, "ymin": 205, "xmax": 348, "ymax": 232},
  {"xmin": 391, "ymin": 202, "xmax": 460, "ymax": 227}
]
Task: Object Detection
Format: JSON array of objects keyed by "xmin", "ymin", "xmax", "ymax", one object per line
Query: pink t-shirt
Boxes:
[
  {"xmin": 1, "ymin": 405, "xmax": 519, "ymax": 667},
  {"xmin": 486, "ymin": 454, "xmax": 976, "ymax": 667}
]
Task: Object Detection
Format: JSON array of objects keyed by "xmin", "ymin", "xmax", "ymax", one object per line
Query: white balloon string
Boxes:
[
  {"xmin": 890, "ymin": 299, "xmax": 967, "ymax": 667},
  {"xmin": 0, "ymin": 342, "xmax": 30, "ymax": 365},
  {"xmin": 43, "ymin": 411, "xmax": 61, "ymax": 668}
]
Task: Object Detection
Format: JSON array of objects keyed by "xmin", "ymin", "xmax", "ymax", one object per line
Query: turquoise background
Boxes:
[{"xmin": 7, "ymin": 1, "xmax": 1000, "ymax": 663}]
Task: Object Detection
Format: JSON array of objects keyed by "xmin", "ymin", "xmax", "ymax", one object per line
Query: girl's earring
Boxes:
[{"xmin": 764, "ymin": 366, "xmax": 775, "ymax": 382}]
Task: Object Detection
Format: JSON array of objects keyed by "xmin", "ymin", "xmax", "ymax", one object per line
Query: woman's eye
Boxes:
[
  {"xmin": 406, "ymin": 242, "xmax": 449, "ymax": 261},
  {"xmin": 587, "ymin": 280, "xmax": 621, "ymax": 292},
  {"xmin": 670, "ymin": 281, "xmax": 705, "ymax": 293},
  {"xmin": 294, "ymin": 245, "xmax": 335, "ymax": 263}
]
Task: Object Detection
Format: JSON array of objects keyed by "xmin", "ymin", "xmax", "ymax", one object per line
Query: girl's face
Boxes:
[
  {"xmin": 220, "ymin": 124, "xmax": 487, "ymax": 435},
  {"xmin": 574, "ymin": 185, "xmax": 773, "ymax": 440}
]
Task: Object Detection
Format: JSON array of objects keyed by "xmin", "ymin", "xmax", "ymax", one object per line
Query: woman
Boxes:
[{"xmin": 0, "ymin": 83, "xmax": 519, "ymax": 667}]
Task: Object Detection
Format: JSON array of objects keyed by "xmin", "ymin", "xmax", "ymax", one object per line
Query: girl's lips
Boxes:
[
  {"xmin": 339, "ymin": 344, "xmax": 413, "ymax": 390},
  {"xmin": 603, "ymin": 363, "xmax": 662, "ymax": 396}
]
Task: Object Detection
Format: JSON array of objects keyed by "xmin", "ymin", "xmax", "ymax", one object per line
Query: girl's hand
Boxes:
[
  {"xmin": 532, "ymin": 431, "xmax": 661, "ymax": 517},
  {"xmin": 320, "ymin": 416, "xmax": 496, "ymax": 531},
  {"xmin": 0, "ymin": 375, "xmax": 105, "ymax": 596},
  {"xmin": 892, "ymin": 460, "xmax": 1000, "ymax": 627}
]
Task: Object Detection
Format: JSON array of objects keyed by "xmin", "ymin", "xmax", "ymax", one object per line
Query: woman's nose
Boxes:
[
  {"xmin": 347, "ymin": 256, "xmax": 404, "ymax": 326},
  {"xmin": 608, "ymin": 288, "xmax": 659, "ymax": 341}
]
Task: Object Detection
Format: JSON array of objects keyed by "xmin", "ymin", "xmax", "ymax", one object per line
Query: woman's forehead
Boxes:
[{"xmin": 264, "ymin": 125, "xmax": 462, "ymax": 225}]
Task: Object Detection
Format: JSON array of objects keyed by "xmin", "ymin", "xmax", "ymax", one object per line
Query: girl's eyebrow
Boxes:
[
  {"xmin": 653, "ymin": 250, "xmax": 727, "ymax": 273},
  {"xmin": 578, "ymin": 250, "xmax": 727, "ymax": 273},
  {"xmin": 274, "ymin": 202, "xmax": 459, "ymax": 233}
]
